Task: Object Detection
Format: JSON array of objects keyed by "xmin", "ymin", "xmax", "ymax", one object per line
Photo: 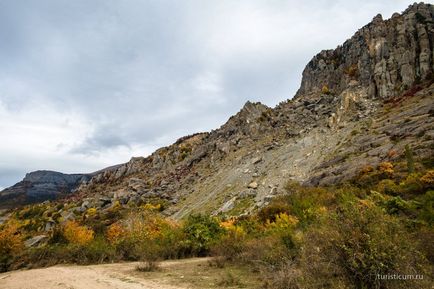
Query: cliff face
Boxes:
[
  {"xmin": 1, "ymin": 3, "xmax": 433, "ymax": 218},
  {"xmin": 296, "ymin": 3, "xmax": 434, "ymax": 100},
  {"xmin": 0, "ymin": 171, "xmax": 91, "ymax": 208}
]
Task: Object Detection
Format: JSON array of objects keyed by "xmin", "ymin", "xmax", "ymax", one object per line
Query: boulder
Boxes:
[{"xmin": 25, "ymin": 235, "xmax": 48, "ymax": 247}]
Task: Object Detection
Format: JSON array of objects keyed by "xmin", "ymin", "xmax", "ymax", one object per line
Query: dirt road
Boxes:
[{"xmin": 0, "ymin": 258, "xmax": 208, "ymax": 289}]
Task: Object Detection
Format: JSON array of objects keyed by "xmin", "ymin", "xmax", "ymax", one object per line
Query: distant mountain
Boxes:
[
  {"xmin": 0, "ymin": 171, "xmax": 91, "ymax": 208},
  {"xmin": 0, "ymin": 165, "xmax": 123, "ymax": 209}
]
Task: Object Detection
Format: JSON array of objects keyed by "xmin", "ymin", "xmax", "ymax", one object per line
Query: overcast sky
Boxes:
[{"xmin": 0, "ymin": 0, "xmax": 412, "ymax": 189}]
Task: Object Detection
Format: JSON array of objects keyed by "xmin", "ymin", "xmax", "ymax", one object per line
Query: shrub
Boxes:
[
  {"xmin": 360, "ymin": 165, "xmax": 374, "ymax": 175},
  {"xmin": 86, "ymin": 208, "xmax": 98, "ymax": 217},
  {"xmin": 258, "ymin": 203, "xmax": 291, "ymax": 223},
  {"xmin": 136, "ymin": 260, "xmax": 160, "ymax": 272},
  {"xmin": 76, "ymin": 237, "xmax": 116, "ymax": 264},
  {"xmin": 106, "ymin": 222, "xmax": 125, "ymax": 245},
  {"xmin": 420, "ymin": 170, "xmax": 434, "ymax": 189},
  {"xmin": 378, "ymin": 162, "xmax": 394, "ymax": 176},
  {"xmin": 239, "ymin": 235, "xmax": 292, "ymax": 269},
  {"xmin": 63, "ymin": 221, "xmax": 94, "ymax": 246},
  {"xmin": 266, "ymin": 213, "xmax": 298, "ymax": 233},
  {"xmin": 417, "ymin": 190, "xmax": 434, "ymax": 225},
  {"xmin": 0, "ymin": 222, "xmax": 24, "ymax": 272},
  {"xmin": 383, "ymin": 196, "xmax": 414, "ymax": 215},
  {"xmin": 405, "ymin": 145, "xmax": 415, "ymax": 173},
  {"xmin": 400, "ymin": 173, "xmax": 424, "ymax": 195},
  {"xmin": 376, "ymin": 179, "xmax": 400, "ymax": 195},
  {"xmin": 297, "ymin": 201, "xmax": 430, "ymax": 289},
  {"xmin": 281, "ymin": 186, "xmax": 332, "ymax": 226},
  {"xmin": 183, "ymin": 214, "xmax": 223, "ymax": 256},
  {"xmin": 321, "ymin": 85, "xmax": 331, "ymax": 95},
  {"xmin": 211, "ymin": 220, "xmax": 246, "ymax": 262}
]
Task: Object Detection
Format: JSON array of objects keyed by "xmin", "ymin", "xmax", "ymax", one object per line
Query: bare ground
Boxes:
[{"xmin": 0, "ymin": 258, "xmax": 260, "ymax": 289}]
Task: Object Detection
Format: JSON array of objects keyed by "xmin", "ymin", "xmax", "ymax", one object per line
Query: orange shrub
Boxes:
[
  {"xmin": 360, "ymin": 165, "xmax": 374, "ymax": 175},
  {"xmin": 420, "ymin": 170, "xmax": 434, "ymax": 188},
  {"xmin": 106, "ymin": 222, "xmax": 125, "ymax": 245},
  {"xmin": 124, "ymin": 212, "xmax": 173, "ymax": 241},
  {"xmin": 378, "ymin": 162, "xmax": 394, "ymax": 176},
  {"xmin": 387, "ymin": 149, "xmax": 398, "ymax": 158},
  {"xmin": 63, "ymin": 221, "xmax": 94, "ymax": 246},
  {"xmin": 0, "ymin": 222, "xmax": 23, "ymax": 256}
]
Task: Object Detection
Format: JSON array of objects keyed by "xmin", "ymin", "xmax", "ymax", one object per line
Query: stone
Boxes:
[
  {"xmin": 99, "ymin": 197, "xmax": 112, "ymax": 206},
  {"xmin": 44, "ymin": 221, "xmax": 56, "ymax": 232},
  {"xmin": 252, "ymin": 157, "xmax": 262, "ymax": 164},
  {"xmin": 81, "ymin": 200, "xmax": 90, "ymax": 209},
  {"xmin": 25, "ymin": 235, "xmax": 48, "ymax": 247},
  {"xmin": 248, "ymin": 182, "xmax": 258, "ymax": 189},
  {"xmin": 219, "ymin": 197, "xmax": 237, "ymax": 213},
  {"xmin": 60, "ymin": 211, "xmax": 76, "ymax": 222}
]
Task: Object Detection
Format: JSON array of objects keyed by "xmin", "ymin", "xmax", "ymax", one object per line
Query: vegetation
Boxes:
[{"xmin": 0, "ymin": 156, "xmax": 432, "ymax": 288}]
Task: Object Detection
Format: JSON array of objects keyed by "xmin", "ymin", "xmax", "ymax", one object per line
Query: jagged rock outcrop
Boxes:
[{"xmin": 296, "ymin": 3, "xmax": 434, "ymax": 100}]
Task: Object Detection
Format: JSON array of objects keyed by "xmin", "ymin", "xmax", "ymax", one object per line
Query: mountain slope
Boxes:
[
  {"xmin": 70, "ymin": 3, "xmax": 434, "ymax": 219},
  {"xmin": 1, "ymin": 3, "xmax": 433, "ymax": 219}
]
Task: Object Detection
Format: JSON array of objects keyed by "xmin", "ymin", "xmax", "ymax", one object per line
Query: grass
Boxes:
[
  {"xmin": 135, "ymin": 260, "xmax": 161, "ymax": 272},
  {"xmin": 134, "ymin": 258, "xmax": 260, "ymax": 289}
]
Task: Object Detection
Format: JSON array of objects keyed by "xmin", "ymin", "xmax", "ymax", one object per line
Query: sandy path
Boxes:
[{"xmin": 0, "ymin": 258, "xmax": 208, "ymax": 289}]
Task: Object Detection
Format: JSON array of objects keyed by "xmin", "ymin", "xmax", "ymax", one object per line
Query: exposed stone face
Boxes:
[{"xmin": 296, "ymin": 3, "xmax": 434, "ymax": 100}]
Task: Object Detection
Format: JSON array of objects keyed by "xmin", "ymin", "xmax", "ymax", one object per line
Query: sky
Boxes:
[{"xmin": 0, "ymin": 0, "xmax": 412, "ymax": 189}]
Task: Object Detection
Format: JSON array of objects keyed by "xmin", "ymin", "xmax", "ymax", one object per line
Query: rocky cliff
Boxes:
[
  {"xmin": 296, "ymin": 3, "xmax": 434, "ymax": 100},
  {"xmin": 1, "ymin": 3, "xmax": 433, "ymax": 219}
]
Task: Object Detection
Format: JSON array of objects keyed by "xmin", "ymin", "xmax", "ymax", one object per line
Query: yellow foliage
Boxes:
[
  {"xmin": 220, "ymin": 219, "xmax": 245, "ymax": 238},
  {"xmin": 86, "ymin": 208, "xmax": 97, "ymax": 217},
  {"xmin": 378, "ymin": 162, "xmax": 394, "ymax": 175},
  {"xmin": 420, "ymin": 170, "xmax": 434, "ymax": 186},
  {"xmin": 63, "ymin": 221, "xmax": 94, "ymax": 246},
  {"xmin": 0, "ymin": 222, "xmax": 24, "ymax": 255},
  {"xmin": 321, "ymin": 85, "xmax": 331, "ymax": 95},
  {"xmin": 110, "ymin": 200, "xmax": 121, "ymax": 212},
  {"xmin": 141, "ymin": 203, "xmax": 161, "ymax": 211},
  {"xmin": 359, "ymin": 199, "xmax": 375, "ymax": 208},
  {"xmin": 106, "ymin": 222, "xmax": 125, "ymax": 245},
  {"xmin": 360, "ymin": 165, "xmax": 374, "ymax": 175},
  {"xmin": 219, "ymin": 219, "xmax": 236, "ymax": 229},
  {"xmin": 124, "ymin": 212, "xmax": 173, "ymax": 241},
  {"xmin": 267, "ymin": 213, "xmax": 299, "ymax": 231}
]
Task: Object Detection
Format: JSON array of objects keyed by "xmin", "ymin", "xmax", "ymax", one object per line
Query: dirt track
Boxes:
[{"xmin": 0, "ymin": 258, "xmax": 208, "ymax": 289}]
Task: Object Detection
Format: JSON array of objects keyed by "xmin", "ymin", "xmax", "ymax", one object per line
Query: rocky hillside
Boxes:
[{"xmin": 1, "ymin": 3, "xmax": 433, "ymax": 220}]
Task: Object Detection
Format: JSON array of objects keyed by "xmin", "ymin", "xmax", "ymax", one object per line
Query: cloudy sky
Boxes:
[{"xmin": 0, "ymin": 0, "xmax": 411, "ymax": 189}]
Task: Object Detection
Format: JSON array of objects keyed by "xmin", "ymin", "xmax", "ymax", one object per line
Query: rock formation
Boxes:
[{"xmin": 1, "ymin": 3, "xmax": 433, "ymax": 219}]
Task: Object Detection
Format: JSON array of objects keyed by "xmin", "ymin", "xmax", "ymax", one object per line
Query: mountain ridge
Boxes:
[{"xmin": 1, "ymin": 3, "xmax": 433, "ymax": 219}]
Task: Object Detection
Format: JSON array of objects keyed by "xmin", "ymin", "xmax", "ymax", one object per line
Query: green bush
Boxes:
[
  {"xmin": 257, "ymin": 203, "xmax": 291, "ymax": 223},
  {"xmin": 183, "ymin": 214, "xmax": 223, "ymax": 256},
  {"xmin": 417, "ymin": 190, "xmax": 434, "ymax": 225},
  {"xmin": 296, "ymin": 201, "xmax": 430, "ymax": 289}
]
